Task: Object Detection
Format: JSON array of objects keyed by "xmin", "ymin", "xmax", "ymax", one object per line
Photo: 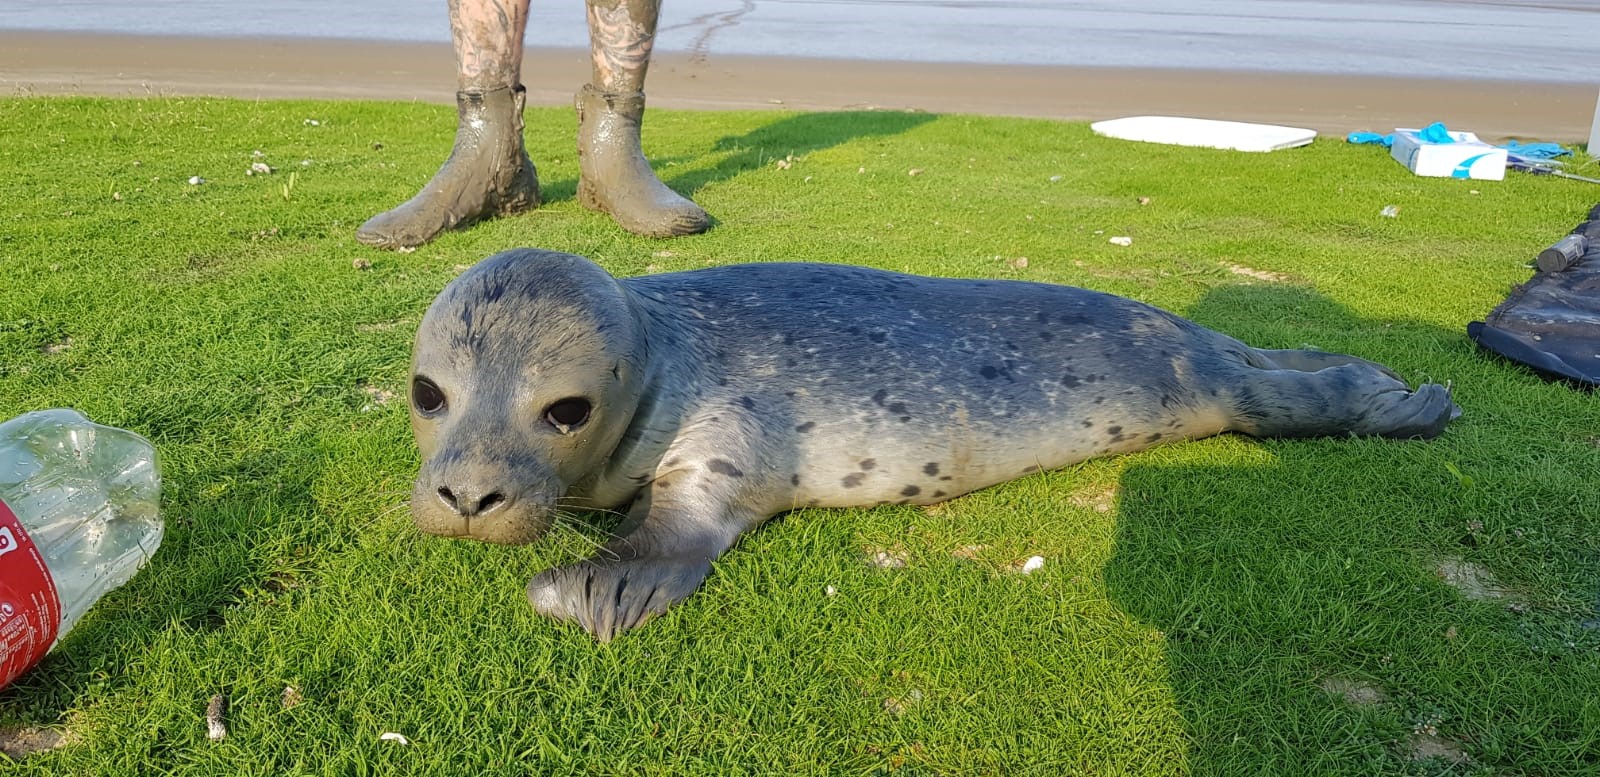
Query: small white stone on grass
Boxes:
[
  {"xmin": 248, "ymin": 162, "xmax": 274, "ymax": 176},
  {"xmin": 1380, "ymin": 205, "xmax": 1400, "ymax": 218},
  {"xmin": 379, "ymin": 732, "xmax": 411, "ymax": 745},
  {"xmin": 303, "ymin": 119, "xmax": 321, "ymax": 126},
  {"xmin": 187, "ymin": 176, "xmax": 205, "ymax": 185},
  {"xmin": 1020, "ymin": 556, "xmax": 1045, "ymax": 574},
  {"xmin": 1109, "ymin": 236, "xmax": 1133, "ymax": 247},
  {"xmin": 824, "ymin": 585, "xmax": 838, "ymax": 597}
]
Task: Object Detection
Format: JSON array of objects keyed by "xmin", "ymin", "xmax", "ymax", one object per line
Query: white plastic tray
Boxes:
[{"xmin": 1090, "ymin": 116, "xmax": 1317, "ymax": 152}]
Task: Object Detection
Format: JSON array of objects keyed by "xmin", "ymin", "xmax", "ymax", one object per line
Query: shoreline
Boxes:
[{"xmin": 2, "ymin": 31, "xmax": 1594, "ymax": 142}]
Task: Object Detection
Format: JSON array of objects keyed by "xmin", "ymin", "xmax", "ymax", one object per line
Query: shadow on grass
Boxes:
[
  {"xmin": 0, "ymin": 442, "xmax": 323, "ymax": 724},
  {"xmin": 538, "ymin": 110, "xmax": 938, "ymax": 208},
  {"xmin": 1107, "ymin": 284, "xmax": 1465, "ymax": 770},
  {"xmin": 1102, "ymin": 283, "xmax": 1598, "ymax": 773}
]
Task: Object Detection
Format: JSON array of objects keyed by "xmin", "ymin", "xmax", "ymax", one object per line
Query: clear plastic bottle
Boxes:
[{"xmin": 0, "ymin": 409, "xmax": 163, "ymax": 687}]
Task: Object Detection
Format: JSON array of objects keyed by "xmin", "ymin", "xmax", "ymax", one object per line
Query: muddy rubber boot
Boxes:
[
  {"xmin": 575, "ymin": 85, "xmax": 709, "ymax": 238},
  {"xmin": 357, "ymin": 85, "xmax": 541, "ymax": 250}
]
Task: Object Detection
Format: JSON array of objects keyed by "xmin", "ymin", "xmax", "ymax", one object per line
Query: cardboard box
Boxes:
[{"xmin": 1390, "ymin": 127, "xmax": 1507, "ymax": 181}]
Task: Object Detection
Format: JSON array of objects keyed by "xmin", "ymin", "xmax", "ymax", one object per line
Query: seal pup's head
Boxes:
[{"xmin": 409, "ymin": 249, "xmax": 647, "ymax": 544}]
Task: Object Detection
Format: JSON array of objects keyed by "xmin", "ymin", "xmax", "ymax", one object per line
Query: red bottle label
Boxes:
[{"xmin": 0, "ymin": 499, "xmax": 62, "ymax": 688}]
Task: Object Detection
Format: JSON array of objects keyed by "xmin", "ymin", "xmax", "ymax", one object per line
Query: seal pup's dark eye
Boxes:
[
  {"xmin": 545, "ymin": 398, "xmax": 592, "ymax": 434},
  {"xmin": 412, "ymin": 376, "xmax": 447, "ymax": 415}
]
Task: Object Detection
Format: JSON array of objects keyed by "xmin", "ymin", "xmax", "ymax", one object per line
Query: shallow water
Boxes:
[{"xmin": 0, "ymin": 0, "xmax": 1593, "ymax": 82}]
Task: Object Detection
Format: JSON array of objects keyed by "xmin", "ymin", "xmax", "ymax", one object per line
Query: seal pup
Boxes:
[{"xmin": 409, "ymin": 248, "xmax": 1459, "ymax": 640}]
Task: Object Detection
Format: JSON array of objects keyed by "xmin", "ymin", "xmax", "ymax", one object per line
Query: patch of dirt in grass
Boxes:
[
  {"xmin": 1073, "ymin": 263, "xmax": 1162, "ymax": 285},
  {"xmin": 39, "ymin": 336, "xmax": 71, "ymax": 354},
  {"xmin": 1218, "ymin": 261, "xmax": 1291, "ymax": 283},
  {"xmin": 0, "ymin": 725, "xmax": 71, "ymax": 759},
  {"xmin": 1435, "ymin": 557, "xmax": 1508, "ymax": 601},
  {"xmin": 361, "ymin": 385, "xmax": 396, "ymax": 408},
  {"xmin": 159, "ymin": 252, "xmax": 239, "ymax": 285},
  {"xmin": 865, "ymin": 546, "xmax": 909, "ymax": 569},
  {"xmin": 950, "ymin": 544, "xmax": 988, "ymax": 561},
  {"xmin": 1068, "ymin": 484, "xmax": 1116, "ymax": 514},
  {"xmin": 1407, "ymin": 731, "xmax": 1470, "ymax": 765},
  {"xmin": 355, "ymin": 318, "xmax": 412, "ymax": 333},
  {"xmin": 185, "ymin": 253, "xmax": 226, "ymax": 272},
  {"xmin": 1320, "ymin": 675, "xmax": 1388, "ymax": 706},
  {"xmin": 882, "ymin": 689, "xmax": 924, "ymax": 716}
]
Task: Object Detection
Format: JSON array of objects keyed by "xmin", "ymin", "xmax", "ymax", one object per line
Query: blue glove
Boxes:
[
  {"xmin": 1347, "ymin": 131, "xmax": 1394, "ymax": 146},
  {"xmin": 1501, "ymin": 139, "xmax": 1571, "ymax": 159},
  {"xmin": 1417, "ymin": 122, "xmax": 1455, "ymax": 143}
]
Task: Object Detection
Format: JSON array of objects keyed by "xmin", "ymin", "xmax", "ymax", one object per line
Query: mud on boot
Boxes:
[
  {"xmin": 357, "ymin": 85, "xmax": 541, "ymax": 250},
  {"xmin": 575, "ymin": 85, "xmax": 709, "ymax": 238}
]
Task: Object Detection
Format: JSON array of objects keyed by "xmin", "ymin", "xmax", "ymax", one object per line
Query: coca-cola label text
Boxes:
[{"xmin": 0, "ymin": 499, "xmax": 62, "ymax": 688}]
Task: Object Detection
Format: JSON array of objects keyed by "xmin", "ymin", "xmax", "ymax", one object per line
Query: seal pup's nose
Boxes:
[{"xmin": 435, "ymin": 484, "xmax": 509, "ymax": 517}]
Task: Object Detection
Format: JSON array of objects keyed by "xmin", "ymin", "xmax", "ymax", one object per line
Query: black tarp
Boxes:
[{"xmin": 1467, "ymin": 203, "xmax": 1600, "ymax": 389}]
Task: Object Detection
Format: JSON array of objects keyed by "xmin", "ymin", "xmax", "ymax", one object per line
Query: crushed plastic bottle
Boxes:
[{"xmin": 0, "ymin": 409, "xmax": 162, "ymax": 688}]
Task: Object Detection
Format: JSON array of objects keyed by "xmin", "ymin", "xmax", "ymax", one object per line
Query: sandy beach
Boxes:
[{"xmin": 1, "ymin": 31, "xmax": 1594, "ymax": 142}]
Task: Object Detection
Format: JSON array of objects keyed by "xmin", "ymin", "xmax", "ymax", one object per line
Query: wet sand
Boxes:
[{"xmin": 1, "ymin": 31, "xmax": 1593, "ymax": 141}]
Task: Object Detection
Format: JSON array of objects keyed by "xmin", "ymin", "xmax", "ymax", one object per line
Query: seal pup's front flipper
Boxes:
[{"xmin": 526, "ymin": 425, "xmax": 776, "ymax": 642}]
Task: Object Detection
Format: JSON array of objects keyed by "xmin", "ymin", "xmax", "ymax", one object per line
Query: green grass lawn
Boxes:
[{"xmin": 1, "ymin": 96, "xmax": 1597, "ymax": 775}]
